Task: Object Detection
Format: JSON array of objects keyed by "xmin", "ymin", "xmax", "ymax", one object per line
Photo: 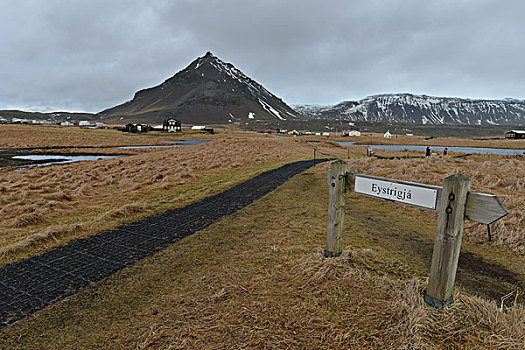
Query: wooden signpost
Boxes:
[
  {"xmin": 325, "ymin": 160, "xmax": 347, "ymax": 257},
  {"xmin": 325, "ymin": 160, "xmax": 509, "ymax": 309}
]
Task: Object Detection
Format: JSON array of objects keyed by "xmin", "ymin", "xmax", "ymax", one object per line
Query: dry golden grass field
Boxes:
[
  {"xmin": 0, "ymin": 124, "xmax": 212, "ymax": 148},
  {"xmin": 0, "ymin": 125, "xmax": 320, "ymax": 266},
  {"xmin": 0, "ymin": 125, "xmax": 524, "ymax": 349}
]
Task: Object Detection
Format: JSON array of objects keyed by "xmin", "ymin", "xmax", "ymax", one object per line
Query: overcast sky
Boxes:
[{"xmin": 1, "ymin": 0, "xmax": 524, "ymax": 113}]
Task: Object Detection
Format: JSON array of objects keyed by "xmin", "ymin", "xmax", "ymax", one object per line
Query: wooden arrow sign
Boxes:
[
  {"xmin": 331, "ymin": 165, "xmax": 511, "ymax": 309},
  {"xmin": 465, "ymin": 192, "xmax": 509, "ymax": 224},
  {"xmin": 346, "ymin": 173, "xmax": 509, "ymax": 224}
]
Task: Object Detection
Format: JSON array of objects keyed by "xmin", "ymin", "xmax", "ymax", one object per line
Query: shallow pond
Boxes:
[
  {"xmin": 0, "ymin": 140, "xmax": 210, "ymax": 169},
  {"xmin": 11, "ymin": 154, "xmax": 122, "ymax": 168},
  {"xmin": 338, "ymin": 142, "xmax": 525, "ymax": 155}
]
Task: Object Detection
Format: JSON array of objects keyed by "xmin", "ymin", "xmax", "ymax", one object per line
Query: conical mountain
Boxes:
[{"xmin": 98, "ymin": 52, "xmax": 302, "ymax": 124}]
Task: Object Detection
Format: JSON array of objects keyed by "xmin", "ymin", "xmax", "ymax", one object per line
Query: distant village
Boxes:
[
  {"xmin": 1, "ymin": 115, "xmax": 524, "ymax": 139},
  {"xmin": 254, "ymin": 128, "xmax": 361, "ymax": 137},
  {"xmin": 0, "ymin": 116, "xmax": 217, "ymax": 135},
  {"xmin": 0, "ymin": 116, "xmax": 106, "ymax": 128}
]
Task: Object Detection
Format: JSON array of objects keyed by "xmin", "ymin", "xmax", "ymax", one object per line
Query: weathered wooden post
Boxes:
[
  {"xmin": 325, "ymin": 160, "xmax": 347, "ymax": 258},
  {"xmin": 425, "ymin": 174, "xmax": 471, "ymax": 309}
]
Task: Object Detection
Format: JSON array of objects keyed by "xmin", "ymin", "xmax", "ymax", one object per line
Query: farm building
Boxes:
[
  {"xmin": 505, "ymin": 130, "xmax": 525, "ymax": 139},
  {"xmin": 384, "ymin": 131, "xmax": 392, "ymax": 138},
  {"xmin": 79, "ymin": 120, "xmax": 91, "ymax": 127},
  {"xmin": 125, "ymin": 123, "xmax": 151, "ymax": 133},
  {"xmin": 163, "ymin": 118, "xmax": 181, "ymax": 132},
  {"xmin": 191, "ymin": 125, "xmax": 215, "ymax": 134},
  {"xmin": 12, "ymin": 118, "xmax": 30, "ymax": 124},
  {"xmin": 342, "ymin": 129, "xmax": 361, "ymax": 137}
]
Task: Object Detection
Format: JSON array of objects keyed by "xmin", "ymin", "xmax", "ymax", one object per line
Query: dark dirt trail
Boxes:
[{"xmin": 0, "ymin": 159, "xmax": 328, "ymax": 329}]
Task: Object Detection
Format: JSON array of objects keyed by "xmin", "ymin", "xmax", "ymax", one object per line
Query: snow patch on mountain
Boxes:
[
  {"xmin": 294, "ymin": 93, "xmax": 525, "ymax": 125},
  {"xmin": 259, "ymin": 99, "xmax": 285, "ymax": 120}
]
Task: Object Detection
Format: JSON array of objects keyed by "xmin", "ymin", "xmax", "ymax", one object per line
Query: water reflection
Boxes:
[{"xmin": 12, "ymin": 154, "xmax": 122, "ymax": 167}]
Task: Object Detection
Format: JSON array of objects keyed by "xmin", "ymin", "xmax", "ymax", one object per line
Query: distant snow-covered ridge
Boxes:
[{"xmin": 294, "ymin": 93, "xmax": 525, "ymax": 125}]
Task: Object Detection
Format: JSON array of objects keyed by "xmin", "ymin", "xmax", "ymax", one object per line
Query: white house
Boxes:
[
  {"xmin": 164, "ymin": 118, "xmax": 181, "ymax": 132},
  {"xmin": 383, "ymin": 131, "xmax": 392, "ymax": 138},
  {"xmin": 79, "ymin": 120, "xmax": 91, "ymax": 127},
  {"xmin": 345, "ymin": 130, "xmax": 361, "ymax": 137},
  {"xmin": 60, "ymin": 121, "xmax": 74, "ymax": 126}
]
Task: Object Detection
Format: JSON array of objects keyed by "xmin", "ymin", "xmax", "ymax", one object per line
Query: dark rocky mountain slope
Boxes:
[{"xmin": 98, "ymin": 52, "xmax": 302, "ymax": 124}]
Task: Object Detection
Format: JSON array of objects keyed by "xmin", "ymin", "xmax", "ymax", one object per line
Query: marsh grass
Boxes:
[
  {"xmin": 1, "ymin": 165, "xmax": 523, "ymax": 349},
  {"xmin": 0, "ymin": 134, "xmax": 313, "ymax": 266},
  {"xmin": 348, "ymin": 155, "xmax": 525, "ymax": 254},
  {"xmin": 0, "ymin": 124, "xmax": 217, "ymax": 149}
]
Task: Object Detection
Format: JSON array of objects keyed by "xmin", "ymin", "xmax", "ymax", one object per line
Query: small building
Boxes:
[
  {"xmin": 12, "ymin": 118, "xmax": 30, "ymax": 124},
  {"xmin": 79, "ymin": 120, "xmax": 91, "ymax": 127},
  {"xmin": 384, "ymin": 131, "xmax": 392, "ymax": 138},
  {"xmin": 95, "ymin": 122, "xmax": 107, "ymax": 129},
  {"xmin": 125, "ymin": 123, "xmax": 151, "ymax": 133},
  {"xmin": 163, "ymin": 118, "xmax": 181, "ymax": 132},
  {"xmin": 342, "ymin": 129, "xmax": 361, "ymax": 137},
  {"xmin": 0, "ymin": 117, "xmax": 7, "ymax": 124},
  {"xmin": 505, "ymin": 130, "xmax": 525, "ymax": 139},
  {"xmin": 152, "ymin": 124, "xmax": 164, "ymax": 131},
  {"xmin": 191, "ymin": 125, "xmax": 206, "ymax": 130},
  {"xmin": 60, "ymin": 121, "xmax": 74, "ymax": 126}
]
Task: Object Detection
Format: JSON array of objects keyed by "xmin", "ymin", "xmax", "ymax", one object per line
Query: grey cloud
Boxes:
[{"xmin": 1, "ymin": 0, "xmax": 524, "ymax": 112}]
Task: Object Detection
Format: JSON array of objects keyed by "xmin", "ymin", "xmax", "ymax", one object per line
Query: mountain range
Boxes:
[
  {"xmin": 97, "ymin": 52, "xmax": 301, "ymax": 124},
  {"xmin": 294, "ymin": 94, "xmax": 525, "ymax": 125}
]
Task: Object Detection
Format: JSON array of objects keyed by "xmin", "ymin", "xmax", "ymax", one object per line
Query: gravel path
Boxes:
[{"xmin": 0, "ymin": 159, "xmax": 327, "ymax": 329}]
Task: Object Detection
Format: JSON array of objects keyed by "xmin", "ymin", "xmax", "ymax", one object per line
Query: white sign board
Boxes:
[{"xmin": 354, "ymin": 175, "xmax": 439, "ymax": 210}]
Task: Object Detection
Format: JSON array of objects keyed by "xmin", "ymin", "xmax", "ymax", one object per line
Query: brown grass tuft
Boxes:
[
  {"xmin": 97, "ymin": 203, "xmax": 148, "ymax": 222},
  {"xmin": 11, "ymin": 211, "xmax": 46, "ymax": 227},
  {"xmin": 0, "ymin": 224, "xmax": 85, "ymax": 257},
  {"xmin": 42, "ymin": 191, "xmax": 72, "ymax": 202},
  {"xmin": 296, "ymin": 248, "xmax": 525, "ymax": 349}
]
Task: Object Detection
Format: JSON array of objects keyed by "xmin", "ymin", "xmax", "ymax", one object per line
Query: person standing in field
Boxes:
[
  {"xmin": 425, "ymin": 146, "xmax": 431, "ymax": 157},
  {"xmin": 443, "ymin": 148, "xmax": 448, "ymax": 155}
]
